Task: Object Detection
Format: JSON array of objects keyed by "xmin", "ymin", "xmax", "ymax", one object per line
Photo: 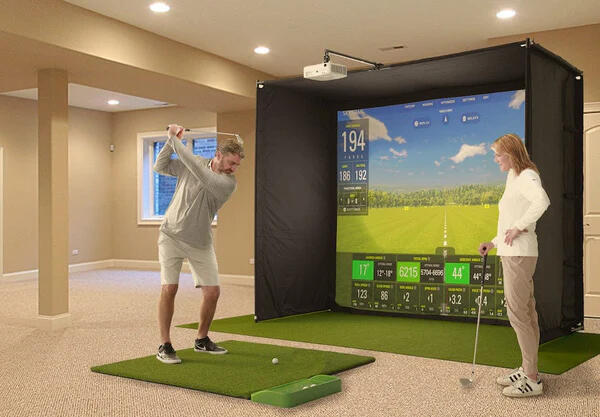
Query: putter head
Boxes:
[{"xmin": 459, "ymin": 377, "xmax": 474, "ymax": 388}]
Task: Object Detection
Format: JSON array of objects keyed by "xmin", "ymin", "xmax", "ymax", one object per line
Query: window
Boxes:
[{"xmin": 137, "ymin": 129, "xmax": 218, "ymax": 225}]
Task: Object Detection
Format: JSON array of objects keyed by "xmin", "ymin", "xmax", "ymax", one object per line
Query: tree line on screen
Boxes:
[{"xmin": 368, "ymin": 184, "xmax": 505, "ymax": 208}]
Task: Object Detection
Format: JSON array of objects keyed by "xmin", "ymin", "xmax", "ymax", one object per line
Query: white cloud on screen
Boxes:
[
  {"xmin": 450, "ymin": 143, "xmax": 487, "ymax": 163},
  {"xmin": 509, "ymin": 90, "xmax": 525, "ymax": 109},
  {"xmin": 380, "ymin": 155, "xmax": 390, "ymax": 160},
  {"xmin": 389, "ymin": 148, "xmax": 407, "ymax": 158},
  {"xmin": 434, "ymin": 160, "xmax": 441, "ymax": 167},
  {"xmin": 343, "ymin": 110, "xmax": 402, "ymax": 142}
]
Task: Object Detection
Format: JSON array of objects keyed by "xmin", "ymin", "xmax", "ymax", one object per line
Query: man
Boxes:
[{"xmin": 153, "ymin": 124, "xmax": 243, "ymax": 364}]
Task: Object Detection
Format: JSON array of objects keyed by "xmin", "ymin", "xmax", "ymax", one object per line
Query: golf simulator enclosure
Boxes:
[{"xmin": 255, "ymin": 41, "xmax": 584, "ymax": 343}]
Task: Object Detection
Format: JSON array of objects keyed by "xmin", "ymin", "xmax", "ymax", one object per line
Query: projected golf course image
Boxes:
[{"xmin": 336, "ymin": 90, "xmax": 525, "ymax": 319}]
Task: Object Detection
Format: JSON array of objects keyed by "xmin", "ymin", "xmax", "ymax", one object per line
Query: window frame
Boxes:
[{"xmin": 137, "ymin": 128, "xmax": 218, "ymax": 226}]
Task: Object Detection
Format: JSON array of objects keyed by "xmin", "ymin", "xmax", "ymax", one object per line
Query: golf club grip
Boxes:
[
  {"xmin": 165, "ymin": 127, "xmax": 191, "ymax": 131},
  {"xmin": 482, "ymin": 254, "xmax": 487, "ymax": 279}
]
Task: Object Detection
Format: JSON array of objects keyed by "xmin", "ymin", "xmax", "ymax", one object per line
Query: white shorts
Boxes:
[{"xmin": 158, "ymin": 231, "xmax": 219, "ymax": 287}]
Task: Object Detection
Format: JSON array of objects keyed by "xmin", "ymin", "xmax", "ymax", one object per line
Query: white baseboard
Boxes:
[
  {"xmin": 2, "ymin": 260, "xmax": 116, "ymax": 281},
  {"xmin": 69, "ymin": 259, "xmax": 115, "ymax": 273},
  {"xmin": 111, "ymin": 259, "xmax": 254, "ymax": 286},
  {"xmin": 2, "ymin": 269, "xmax": 39, "ymax": 281},
  {"xmin": 2, "ymin": 259, "xmax": 254, "ymax": 287},
  {"xmin": 36, "ymin": 313, "xmax": 71, "ymax": 331},
  {"xmin": 219, "ymin": 274, "xmax": 254, "ymax": 287},
  {"xmin": 111, "ymin": 259, "xmax": 161, "ymax": 271},
  {"xmin": 584, "ymin": 102, "xmax": 600, "ymax": 113}
]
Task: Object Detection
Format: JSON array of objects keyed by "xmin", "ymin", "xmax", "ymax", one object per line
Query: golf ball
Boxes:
[{"xmin": 272, "ymin": 358, "xmax": 278, "ymax": 364}]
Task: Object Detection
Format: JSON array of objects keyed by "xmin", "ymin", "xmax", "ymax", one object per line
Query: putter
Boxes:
[{"xmin": 460, "ymin": 252, "xmax": 488, "ymax": 388}]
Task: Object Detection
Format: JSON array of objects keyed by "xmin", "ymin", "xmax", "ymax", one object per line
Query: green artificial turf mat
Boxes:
[
  {"xmin": 178, "ymin": 311, "xmax": 600, "ymax": 375},
  {"xmin": 91, "ymin": 340, "xmax": 374, "ymax": 399}
]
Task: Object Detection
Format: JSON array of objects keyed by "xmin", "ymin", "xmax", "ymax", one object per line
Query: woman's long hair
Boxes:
[{"xmin": 491, "ymin": 133, "xmax": 538, "ymax": 175}]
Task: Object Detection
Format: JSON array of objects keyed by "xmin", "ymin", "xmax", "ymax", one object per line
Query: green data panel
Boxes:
[
  {"xmin": 420, "ymin": 285, "xmax": 443, "ymax": 314},
  {"xmin": 444, "ymin": 263, "xmax": 470, "ymax": 285},
  {"xmin": 352, "ymin": 260, "xmax": 374, "ymax": 280},
  {"xmin": 495, "ymin": 288, "xmax": 508, "ymax": 318},
  {"xmin": 396, "ymin": 261, "xmax": 420, "ymax": 283},
  {"xmin": 396, "ymin": 284, "xmax": 419, "ymax": 313},
  {"xmin": 373, "ymin": 283, "xmax": 395, "ymax": 310}
]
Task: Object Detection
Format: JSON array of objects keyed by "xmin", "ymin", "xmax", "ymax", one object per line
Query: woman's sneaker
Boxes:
[
  {"xmin": 194, "ymin": 336, "xmax": 228, "ymax": 354},
  {"xmin": 502, "ymin": 375, "xmax": 543, "ymax": 397},
  {"xmin": 156, "ymin": 342, "xmax": 182, "ymax": 364},
  {"xmin": 496, "ymin": 367, "xmax": 525, "ymax": 386}
]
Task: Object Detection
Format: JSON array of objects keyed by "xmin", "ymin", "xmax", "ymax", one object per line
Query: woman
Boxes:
[{"xmin": 479, "ymin": 133, "xmax": 550, "ymax": 398}]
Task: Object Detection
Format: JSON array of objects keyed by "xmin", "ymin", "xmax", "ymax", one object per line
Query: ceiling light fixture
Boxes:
[
  {"xmin": 254, "ymin": 46, "xmax": 270, "ymax": 55},
  {"xmin": 496, "ymin": 9, "xmax": 516, "ymax": 19},
  {"xmin": 150, "ymin": 2, "xmax": 170, "ymax": 13},
  {"xmin": 107, "ymin": 99, "xmax": 120, "ymax": 105}
]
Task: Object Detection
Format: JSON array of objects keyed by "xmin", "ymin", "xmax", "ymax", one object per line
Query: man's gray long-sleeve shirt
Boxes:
[{"xmin": 153, "ymin": 136, "xmax": 236, "ymax": 248}]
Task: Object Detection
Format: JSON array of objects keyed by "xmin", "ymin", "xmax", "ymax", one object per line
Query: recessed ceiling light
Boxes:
[
  {"xmin": 254, "ymin": 46, "xmax": 270, "ymax": 55},
  {"xmin": 107, "ymin": 99, "xmax": 120, "ymax": 105},
  {"xmin": 150, "ymin": 2, "xmax": 170, "ymax": 13},
  {"xmin": 496, "ymin": 9, "xmax": 516, "ymax": 19}
]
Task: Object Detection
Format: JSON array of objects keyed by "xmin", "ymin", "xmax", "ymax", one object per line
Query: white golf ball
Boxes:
[{"xmin": 272, "ymin": 358, "xmax": 278, "ymax": 364}]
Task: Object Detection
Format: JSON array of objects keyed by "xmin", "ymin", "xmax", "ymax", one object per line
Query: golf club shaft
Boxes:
[
  {"xmin": 470, "ymin": 254, "xmax": 488, "ymax": 376},
  {"xmin": 165, "ymin": 126, "xmax": 240, "ymax": 138}
]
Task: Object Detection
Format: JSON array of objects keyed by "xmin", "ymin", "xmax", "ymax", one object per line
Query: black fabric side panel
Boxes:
[
  {"xmin": 528, "ymin": 49, "xmax": 583, "ymax": 343},
  {"xmin": 255, "ymin": 85, "xmax": 336, "ymax": 321},
  {"xmin": 573, "ymin": 76, "xmax": 584, "ymax": 326}
]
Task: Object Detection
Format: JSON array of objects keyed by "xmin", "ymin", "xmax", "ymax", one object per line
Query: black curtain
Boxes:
[
  {"xmin": 527, "ymin": 45, "xmax": 584, "ymax": 342},
  {"xmin": 255, "ymin": 85, "xmax": 337, "ymax": 320}
]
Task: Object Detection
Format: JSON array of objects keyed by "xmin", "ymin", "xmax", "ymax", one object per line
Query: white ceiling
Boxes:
[
  {"xmin": 1, "ymin": 83, "xmax": 174, "ymax": 112},
  {"xmin": 65, "ymin": 0, "xmax": 600, "ymax": 77}
]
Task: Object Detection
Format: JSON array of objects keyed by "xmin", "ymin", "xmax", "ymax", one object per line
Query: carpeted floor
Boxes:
[{"xmin": 1, "ymin": 269, "xmax": 600, "ymax": 416}]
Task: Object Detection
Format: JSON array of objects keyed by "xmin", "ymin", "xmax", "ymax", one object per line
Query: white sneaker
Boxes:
[
  {"xmin": 502, "ymin": 375, "xmax": 543, "ymax": 398},
  {"xmin": 496, "ymin": 367, "xmax": 525, "ymax": 386}
]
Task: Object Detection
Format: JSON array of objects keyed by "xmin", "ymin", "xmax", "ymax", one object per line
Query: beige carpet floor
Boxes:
[{"xmin": 1, "ymin": 269, "xmax": 599, "ymax": 417}]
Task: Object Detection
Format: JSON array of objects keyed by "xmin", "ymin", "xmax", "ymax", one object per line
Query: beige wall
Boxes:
[
  {"xmin": 110, "ymin": 106, "xmax": 216, "ymax": 261},
  {"xmin": 0, "ymin": 96, "xmax": 38, "ymax": 273},
  {"xmin": 69, "ymin": 107, "xmax": 112, "ymax": 265},
  {"xmin": 215, "ymin": 110, "xmax": 256, "ymax": 276},
  {"xmin": 489, "ymin": 23, "xmax": 600, "ymax": 103},
  {"xmin": 0, "ymin": 95, "xmax": 112, "ymax": 274}
]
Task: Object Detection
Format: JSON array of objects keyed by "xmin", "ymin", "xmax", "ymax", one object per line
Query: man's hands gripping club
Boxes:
[{"xmin": 167, "ymin": 124, "xmax": 185, "ymax": 139}]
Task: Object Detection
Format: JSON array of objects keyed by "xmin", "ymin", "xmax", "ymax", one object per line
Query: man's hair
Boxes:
[
  {"xmin": 491, "ymin": 133, "xmax": 538, "ymax": 175},
  {"xmin": 217, "ymin": 138, "xmax": 245, "ymax": 159}
]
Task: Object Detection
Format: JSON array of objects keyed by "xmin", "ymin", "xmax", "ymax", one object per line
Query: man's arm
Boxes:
[
  {"xmin": 153, "ymin": 140, "xmax": 182, "ymax": 177},
  {"xmin": 168, "ymin": 136, "xmax": 234, "ymax": 200}
]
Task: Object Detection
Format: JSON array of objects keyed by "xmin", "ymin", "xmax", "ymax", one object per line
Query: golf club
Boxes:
[
  {"xmin": 165, "ymin": 127, "xmax": 244, "ymax": 144},
  {"xmin": 460, "ymin": 252, "xmax": 488, "ymax": 388}
]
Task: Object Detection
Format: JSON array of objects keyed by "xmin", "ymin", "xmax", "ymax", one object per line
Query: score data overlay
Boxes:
[
  {"xmin": 348, "ymin": 253, "xmax": 507, "ymax": 319},
  {"xmin": 338, "ymin": 119, "xmax": 369, "ymax": 215}
]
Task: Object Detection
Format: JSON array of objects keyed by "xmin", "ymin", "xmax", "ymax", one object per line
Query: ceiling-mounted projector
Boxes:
[
  {"xmin": 303, "ymin": 62, "xmax": 347, "ymax": 81},
  {"xmin": 303, "ymin": 49, "xmax": 382, "ymax": 82}
]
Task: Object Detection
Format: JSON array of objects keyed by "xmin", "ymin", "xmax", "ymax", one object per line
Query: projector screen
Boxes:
[{"xmin": 336, "ymin": 89, "xmax": 526, "ymax": 320}]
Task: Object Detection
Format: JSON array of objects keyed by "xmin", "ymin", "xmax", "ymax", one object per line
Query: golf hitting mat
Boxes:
[
  {"xmin": 91, "ymin": 340, "xmax": 374, "ymax": 401},
  {"xmin": 178, "ymin": 311, "xmax": 600, "ymax": 375}
]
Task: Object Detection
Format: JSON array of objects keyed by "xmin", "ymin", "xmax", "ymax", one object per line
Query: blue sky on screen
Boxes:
[{"xmin": 338, "ymin": 90, "xmax": 525, "ymax": 191}]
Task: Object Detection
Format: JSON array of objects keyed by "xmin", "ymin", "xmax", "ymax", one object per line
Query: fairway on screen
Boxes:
[{"xmin": 336, "ymin": 90, "xmax": 526, "ymax": 320}]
